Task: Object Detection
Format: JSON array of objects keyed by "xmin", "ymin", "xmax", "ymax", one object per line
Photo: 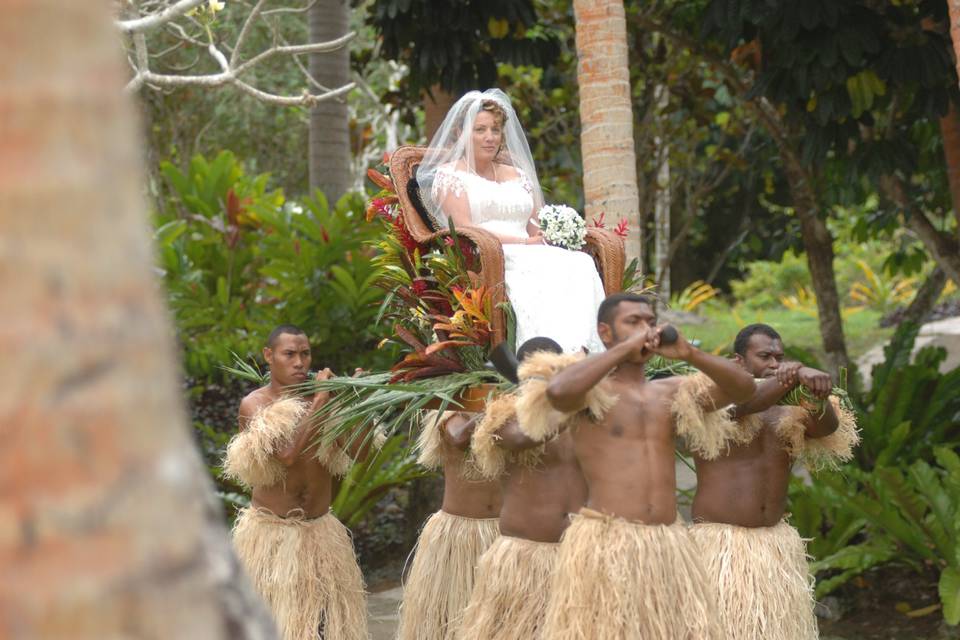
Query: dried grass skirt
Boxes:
[
  {"xmin": 232, "ymin": 507, "xmax": 368, "ymax": 640},
  {"xmin": 541, "ymin": 508, "xmax": 719, "ymax": 640},
  {"xmin": 689, "ymin": 520, "xmax": 818, "ymax": 640},
  {"xmin": 456, "ymin": 535, "xmax": 559, "ymax": 640},
  {"xmin": 396, "ymin": 510, "xmax": 500, "ymax": 640}
]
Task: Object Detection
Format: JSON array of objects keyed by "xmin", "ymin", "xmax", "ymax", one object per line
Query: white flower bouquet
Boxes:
[{"xmin": 537, "ymin": 204, "xmax": 587, "ymax": 250}]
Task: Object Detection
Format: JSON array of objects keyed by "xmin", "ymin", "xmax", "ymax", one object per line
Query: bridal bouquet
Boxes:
[{"xmin": 537, "ymin": 204, "xmax": 587, "ymax": 250}]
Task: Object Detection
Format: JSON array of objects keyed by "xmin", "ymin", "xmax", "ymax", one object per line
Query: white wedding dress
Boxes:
[{"xmin": 434, "ymin": 167, "xmax": 606, "ymax": 353}]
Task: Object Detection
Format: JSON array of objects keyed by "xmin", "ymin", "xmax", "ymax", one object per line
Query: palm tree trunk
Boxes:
[
  {"xmin": 309, "ymin": 0, "xmax": 352, "ymax": 203},
  {"xmin": 574, "ymin": 0, "xmax": 642, "ymax": 265},
  {"xmin": 653, "ymin": 84, "xmax": 671, "ymax": 298},
  {"xmin": 0, "ymin": 3, "xmax": 276, "ymax": 637}
]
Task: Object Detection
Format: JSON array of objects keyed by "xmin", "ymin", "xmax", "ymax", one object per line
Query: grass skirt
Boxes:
[
  {"xmin": 690, "ymin": 520, "xmax": 818, "ymax": 640},
  {"xmin": 541, "ymin": 508, "xmax": 719, "ymax": 640},
  {"xmin": 232, "ymin": 507, "xmax": 368, "ymax": 640},
  {"xmin": 397, "ymin": 510, "xmax": 500, "ymax": 640},
  {"xmin": 457, "ymin": 536, "xmax": 559, "ymax": 640}
]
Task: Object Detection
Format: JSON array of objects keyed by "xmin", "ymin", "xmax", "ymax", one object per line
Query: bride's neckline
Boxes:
[{"xmin": 448, "ymin": 166, "xmax": 523, "ymax": 185}]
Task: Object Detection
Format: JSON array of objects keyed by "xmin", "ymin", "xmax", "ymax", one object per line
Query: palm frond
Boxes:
[
  {"xmin": 294, "ymin": 370, "xmax": 510, "ymax": 448},
  {"xmin": 221, "ymin": 353, "xmax": 268, "ymax": 385}
]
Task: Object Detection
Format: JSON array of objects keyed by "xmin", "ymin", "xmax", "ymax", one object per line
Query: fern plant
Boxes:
[
  {"xmin": 807, "ymin": 450, "xmax": 960, "ymax": 625},
  {"xmin": 332, "ymin": 433, "xmax": 431, "ymax": 527}
]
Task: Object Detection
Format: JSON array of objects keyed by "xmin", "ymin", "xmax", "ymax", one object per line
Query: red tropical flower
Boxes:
[{"xmin": 411, "ymin": 279, "xmax": 429, "ymax": 295}]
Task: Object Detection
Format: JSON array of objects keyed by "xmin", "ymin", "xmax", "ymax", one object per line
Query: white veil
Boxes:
[{"xmin": 416, "ymin": 89, "xmax": 544, "ymax": 229}]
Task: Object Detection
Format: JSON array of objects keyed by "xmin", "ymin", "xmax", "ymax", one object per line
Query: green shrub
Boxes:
[
  {"xmin": 154, "ymin": 151, "xmax": 392, "ymax": 379},
  {"xmin": 332, "ymin": 433, "xmax": 431, "ymax": 527},
  {"xmin": 791, "ymin": 323, "xmax": 960, "ymax": 626},
  {"xmin": 730, "ymin": 251, "xmax": 811, "ymax": 309},
  {"xmin": 856, "ymin": 323, "xmax": 960, "ymax": 468},
  {"xmin": 804, "ymin": 452, "xmax": 960, "ymax": 625}
]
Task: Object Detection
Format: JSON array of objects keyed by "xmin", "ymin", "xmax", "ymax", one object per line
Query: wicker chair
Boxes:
[{"xmin": 386, "ymin": 145, "xmax": 626, "ymax": 345}]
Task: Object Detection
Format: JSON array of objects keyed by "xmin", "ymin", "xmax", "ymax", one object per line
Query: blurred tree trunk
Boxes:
[
  {"xmin": 309, "ymin": 0, "xmax": 352, "ymax": 203},
  {"xmin": 653, "ymin": 84, "xmax": 671, "ymax": 298},
  {"xmin": 0, "ymin": 3, "xmax": 276, "ymax": 637},
  {"xmin": 423, "ymin": 86, "xmax": 458, "ymax": 142},
  {"xmin": 574, "ymin": 0, "xmax": 642, "ymax": 264}
]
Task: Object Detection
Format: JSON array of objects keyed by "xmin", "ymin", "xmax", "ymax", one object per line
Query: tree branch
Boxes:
[
  {"xmin": 116, "ymin": 0, "xmax": 206, "ymax": 33},
  {"xmin": 120, "ymin": 0, "xmax": 357, "ymax": 108}
]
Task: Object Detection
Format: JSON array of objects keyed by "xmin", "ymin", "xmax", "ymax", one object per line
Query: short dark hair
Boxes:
[
  {"xmin": 734, "ymin": 323, "xmax": 782, "ymax": 356},
  {"xmin": 597, "ymin": 293, "xmax": 654, "ymax": 325},
  {"xmin": 267, "ymin": 324, "xmax": 307, "ymax": 348},
  {"xmin": 516, "ymin": 336, "xmax": 563, "ymax": 362}
]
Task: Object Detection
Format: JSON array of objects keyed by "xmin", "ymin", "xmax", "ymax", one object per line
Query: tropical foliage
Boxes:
[
  {"xmin": 154, "ymin": 151, "xmax": 392, "ymax": 378},
  {"xmin": 791, "ymin": 323, "xmax": 960, "ymax": 625}
]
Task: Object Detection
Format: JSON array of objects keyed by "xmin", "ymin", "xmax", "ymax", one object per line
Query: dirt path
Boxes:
[{"xmin": 368, "ymin": 586, "xmax": 402, "ymax": 640}]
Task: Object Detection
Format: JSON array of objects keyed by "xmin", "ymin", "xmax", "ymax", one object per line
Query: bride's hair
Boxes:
[
  {"xmin": 416, "ymin": 89, "xmax": 544, "ymax": 228},
  {"xmin": 480, "ymin": 99, "xmax": 508, "ymax": 128}
]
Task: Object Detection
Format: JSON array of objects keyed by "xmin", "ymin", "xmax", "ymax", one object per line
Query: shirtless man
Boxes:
[
  {"xmin": 457, "ymin": 338, "xmax": 587, "ymax": 640},
  {"xmin": 535, "ymin": 293, "xmax": 756, "ymax": 640},
  {"xmin": 396, "ymin": 410, "xmax": 502, "ymax": 640},
  {"xmin": 223, "ymin": 324, "xmax": 368, "ymax": 640},
  {"xmin": 689, "ymin": 323, "xmax": 859, "ymax": 640}
]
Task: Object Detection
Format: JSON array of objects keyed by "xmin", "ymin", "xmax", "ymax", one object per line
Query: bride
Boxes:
[{"xmin": 417, "ymin": 89, "xmax": 606, "ymax": 353}]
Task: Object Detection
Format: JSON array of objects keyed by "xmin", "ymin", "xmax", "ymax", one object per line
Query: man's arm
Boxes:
[
  {"xmin": 796, "ymin": 368, "xmax": 839, "ymax": 438},
  {"xmin": 237, "ymin": 395, "xmax": 258, "ymax": 432},
  {"xmin": 655, "ymin": 331, "xmax": 755, "ymax": 407},
  {"xmin": 442, "ymin": 412, "xmax": 481, "ymax": 451},
  {"xmin": 733, "ymin": 362, "xmax": 833, "ymax": 417},
  {"xmin": 275, "ymin": 368, "xmax": 333, "ymax": 466},
  {"xmin": 496, "ymin": 417, "xmax": 543, "ymax": 451},
  {"xmin": 547, "ymin": 329, "xmax": 655, "ymax": 412}
]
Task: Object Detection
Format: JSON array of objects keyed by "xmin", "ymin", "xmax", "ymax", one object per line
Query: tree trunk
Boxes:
[
  {"xmin": 939, "ymin": 103, "xmax": 960, "ymax": 231},
  {"xmin": 653, "ymin": 84, "xmax": 671, "ymax": 298},
  {"xmin": 0, "ymin": 3, "xmax": 276, "ymax": 637},
  {"xmin": 574, "ymin": 0, "xmax": 642, "ymax": 265},
  {"xmin": 906, "ymin": 206, "xmax": 960, "ymax": 285},
  {"xmin": 423, "ymin": 86, "xmax": 459, "ymax": 141},
  {"xmin": 881, "ymin": 175, "xmax": 960, "ymax": 286},
  {"xmin": 779, "ymin": 150, "xmax": 851, "ymax": 377},
  {"xmin": 309, "ymin": 0, "xmax": 352, "ymax": 203},
  {"xmin": 901, "ymin": 267, "xmax": 947, "ymax": 326}
]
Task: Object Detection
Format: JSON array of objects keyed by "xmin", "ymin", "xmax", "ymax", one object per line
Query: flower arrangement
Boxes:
[{"xmin": 538, "ymin": 204, "xmax": 587, "ymax": 250}]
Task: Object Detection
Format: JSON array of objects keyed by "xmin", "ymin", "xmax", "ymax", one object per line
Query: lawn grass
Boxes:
[{"xmin": 674, "ymin": 307, "xmax": 892, "ymax": 365}]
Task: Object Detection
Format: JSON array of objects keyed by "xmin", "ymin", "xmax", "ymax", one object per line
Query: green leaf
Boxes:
[
  {"xmin": 216, "ymin": 276, "xmax": 229, "ymax": 306},
  {"xmin": 940, "ymin": 568, "xmax": 960, "ymax": 625},
  {"xmin": 154, "ymin": 219, "xmax": 188, "ymax": 247}
]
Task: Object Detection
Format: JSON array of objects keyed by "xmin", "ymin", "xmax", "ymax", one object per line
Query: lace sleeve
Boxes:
[
  {"xmin": 517, "ymin": 168, "xmax": 538, "ymax": 222},
  {"xmin": 517, "ymin": 168, "xmax": 534, "ymax": 196},
  {"xmin": 431, "ymin": 167, "xmax": 468, "ymax": 204}
]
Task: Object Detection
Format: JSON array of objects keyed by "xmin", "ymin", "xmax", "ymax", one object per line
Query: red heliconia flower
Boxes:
[
  {"xmin": 591, "ymin": 211, "xmax": 607, "ymax": 228},
  {"xmin": 411, "ymin": 279, "xmax": 429, "ymax": 295},
  {"xmin": 321, "ymin": 226, "xmax": 330, "ymax": 243},
  {"xmin": 392, "ymin": 217, "xmax": 419, "ymax": 253},
  {"xmin": 443, "ymin": 236, "xmax": 455, "ymax": 246},
  {"xmin": 614, "ymin": 219, "xmax": 629, "ymax": 238}
]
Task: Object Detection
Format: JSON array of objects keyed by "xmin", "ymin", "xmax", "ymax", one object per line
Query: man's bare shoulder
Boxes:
[{"xmin": 238, "ymin": 386, "xmax": 273, "ymax": 428}]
